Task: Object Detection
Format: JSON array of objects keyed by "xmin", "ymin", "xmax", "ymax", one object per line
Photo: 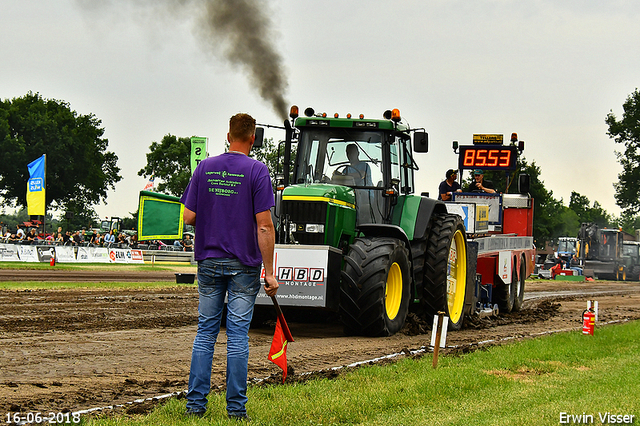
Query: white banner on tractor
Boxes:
[{"xmin": 257, "ymin": 245, "xmax": 341, "ymax": 308}]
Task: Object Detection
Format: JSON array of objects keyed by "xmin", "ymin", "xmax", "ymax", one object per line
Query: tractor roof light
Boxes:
[
  {"xmin": 510, "ymin": 132, "xmax": 518, "ymax": 143},
  {"xmin": 334, "ymin": 113, "xmax": 339, "ymax": 118},
  {"xmin": 391, "ymin": 109, "xmax": 401, "ymax": 122},
  {"xmin": 290, "ymin": 106, "xmax": 299, "ymax": 119},
  {"xmin": 321, "ymin": 112, "xmax": 327, "ymax": 118},
  {"xmin": 347, "ymin": 113, "xmax": 352, "ymax": 119},
  {"xmin": 304, "ymin": 107, "xmax": 315, "ymax": 117},
  {"xmin": 452, "ymin": 140, "xmax": 459, "ymax": 153},
  {"xmin": 359, "ymin": 114, "xmax": 364, "ymax": 119}
]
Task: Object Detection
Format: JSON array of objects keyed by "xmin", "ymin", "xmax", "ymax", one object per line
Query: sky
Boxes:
[{"xmin": 1, "ymin": 0, "xmax": 639, "ymax": 220}]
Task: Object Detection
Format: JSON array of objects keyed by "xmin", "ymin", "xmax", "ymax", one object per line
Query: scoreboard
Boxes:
[{"xmin": 458, "ymin": 145, "xmax": 518, "ymax": 171}]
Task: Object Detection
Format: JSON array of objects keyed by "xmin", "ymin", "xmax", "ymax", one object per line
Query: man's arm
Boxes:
[
  {"xmin": 183, "ymin": 207, "xmax": 196, "ymax": 225},
  {"xmin": 256, "ymin": 210, "xmax": 279, "ymax": 296}
]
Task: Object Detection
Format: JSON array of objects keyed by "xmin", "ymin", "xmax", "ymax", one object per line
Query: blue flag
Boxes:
[{"xmin": 27, "ymin": 154, "xmax": 46, "ymax": 216}]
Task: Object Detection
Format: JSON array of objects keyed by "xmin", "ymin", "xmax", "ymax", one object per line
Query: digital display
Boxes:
[{"xmin": 458, "ymin": 145, "xmax": 517, "ymax": 170}]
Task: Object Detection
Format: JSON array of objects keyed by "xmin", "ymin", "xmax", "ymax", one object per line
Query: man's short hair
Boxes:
[{"xmin": 229, "ymin": 113, "xmax": 256, "ymax": 142}]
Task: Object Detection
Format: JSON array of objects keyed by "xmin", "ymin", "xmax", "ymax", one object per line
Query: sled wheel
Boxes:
[
  {"xmin": 423, "ymin": 214, "xmax": 468, "ymax": 330},
  {"xmin": 513, "ymin": 256, "xmax": 526, "ymax": 312},
  {"xmin": 340, "ymin": 237, "xmax": 411, "ymax": 337},
  {"xmin": 497, "ymin": 257, "xmax": 517, "ymax": 313}
]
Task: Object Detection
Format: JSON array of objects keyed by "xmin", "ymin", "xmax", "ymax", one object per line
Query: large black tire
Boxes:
[
  {"xmin": 513, "ymin": 256, "xmax": 526, "ymax": 312},
  {"xmin": 423, "ymin": 214, "xmax": 469, "ymax": 331},
  {"xmin": 340, "ymin": 237, "xmax": 411, "ymax": 337},
  {"xmin": 496, "ymin": 257, "xmax": 517, "ymax": 313}
]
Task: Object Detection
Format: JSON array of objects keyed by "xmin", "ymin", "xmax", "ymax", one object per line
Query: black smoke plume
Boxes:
[{"xmin": 198, "ymin": 0, "xmax": 289, "ymax": 120}]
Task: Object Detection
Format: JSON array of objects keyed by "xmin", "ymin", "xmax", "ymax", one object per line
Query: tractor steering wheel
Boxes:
[{"xmin": 333, "ymin": 164, "xmax": 363, "ymax": 180}]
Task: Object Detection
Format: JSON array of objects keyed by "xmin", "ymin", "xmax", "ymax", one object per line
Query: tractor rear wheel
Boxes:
[
  {"xmin": 423, "ymin": 214, "xmax": 468, "ymax": 331},
  {"xmin": 497, "ymin": 258, "xmax": 517, "ymax": 313},
  {"xmin": 340, "ymin": 237, "xmax": 411, "ymax": 337}
]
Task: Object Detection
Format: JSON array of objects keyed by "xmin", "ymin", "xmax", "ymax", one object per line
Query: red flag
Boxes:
[{"xmin": 268, "ymin": 318, "xmax": 289, "ymax": 383}]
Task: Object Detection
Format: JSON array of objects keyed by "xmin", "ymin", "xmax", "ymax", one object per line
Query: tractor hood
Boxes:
[{"xmin": 281, "ymin": 183, "xmax": 356, "ymax": 209}]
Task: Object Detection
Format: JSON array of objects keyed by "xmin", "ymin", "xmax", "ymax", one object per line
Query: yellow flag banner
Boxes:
[{"xmin": 27, "ymin": 154, "xmax": 46, "ymax": 216}]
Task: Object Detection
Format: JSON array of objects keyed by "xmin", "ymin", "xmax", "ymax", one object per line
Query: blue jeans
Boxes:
[{"xmin": 186, "ymin": 258, "xmax": 260, "ymax": 416}]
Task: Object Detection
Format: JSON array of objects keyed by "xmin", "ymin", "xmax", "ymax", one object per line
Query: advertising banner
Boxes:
[
  {"xmin": 108, "ymin": 248, "xmax": 144, "ymax": 264},
  {"xmin": 55, "ymin": 246, "xmax": 77, "ymax": 263},
  {"xmin": 17, "ymin": 245, "xmax": 39, "ymax": 262},
  {"xmin": 76, "ymin": 247, "xmax": 110, "ymax": 263},
  {"xmin": 27, "ymin": 154, "xmax": 46, "ymax": 216},
  {"xmin": 257, "ymin": 245, "xmax": 341, "ymax": 308},
  {"xmin": 190, "ymin": 136, "xmax": 207, "ymax": 174},
  {"xmin": 0, "ymin": 244, "xmax": 20, "ymax": 261},
  {"xmin": 36, "ymin": 246, "xmax": 56, "ymax": 263}
]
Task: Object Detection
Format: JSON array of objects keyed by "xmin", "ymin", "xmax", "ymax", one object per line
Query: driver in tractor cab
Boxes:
[{"xmin": 342, "ymin": 143, "xmax": 373, "ymax": 186}]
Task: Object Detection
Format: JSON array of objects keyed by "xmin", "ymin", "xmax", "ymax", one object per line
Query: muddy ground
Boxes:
[{"xmin": 1, "ymin": 270, "xmax": 639, "ymax": 417}]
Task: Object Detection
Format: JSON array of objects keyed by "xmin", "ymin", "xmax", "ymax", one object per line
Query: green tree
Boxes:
[
  {"xmin": 0, "ymin": 92, "xmax": 121, "ymax": 216},
  {"xmin": 138, "ymin": 134, "xmax": 192, "ymax": 197},
  {"xmin": 517, "ymin": 157, "xmax": 567, "ymax": 247},
  {"xmin": 615, "ymin": 212, "xmax": 640, "ymax": 236},
  {"xmin": 569, "ymin": 191, "xmax": 612, "ymax": 228},
  {"xmin": 139, "ymin": 135, "xmax": 281, "ymax": 196},
  {"xmin": 606, "ymin": 88, "xmax": 640, "ymax": 214}
]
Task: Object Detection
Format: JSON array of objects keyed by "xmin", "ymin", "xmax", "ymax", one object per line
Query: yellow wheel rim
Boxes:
[
  {"xmin": 385, "ymin": 262, "xmax": 402, "ymax": 320},
  {"xmin": 446, "ymin": 229, "xmax": 467, "ymax": 323}
]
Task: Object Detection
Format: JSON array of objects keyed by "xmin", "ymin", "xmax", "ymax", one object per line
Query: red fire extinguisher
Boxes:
[
  {"xmin": 50, "ymin": 255, "xmax": 56, "ymax": 267},
  {"xmin": 582, "ymin": 309, "xmax": 595, "ymax": 335}
]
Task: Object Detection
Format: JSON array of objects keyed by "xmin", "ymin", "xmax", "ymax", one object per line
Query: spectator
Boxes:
[
  {"xmin": 26, "ymin": 229, "xmax": 37, "ymax": 243},
  {"xmin": 183, "ymin": 234, "xmax": 194, "ymax": 252},
  {"xmin": 16, "ymin": 225, "xmax": 25, "ymax": 240},
  {"xmin": 104, "ymin": 229, "xmax": 116, "ymax": 245},
  {"xmin": 72, "ymin": 231, "xmax": 83, "ymax": 245}
]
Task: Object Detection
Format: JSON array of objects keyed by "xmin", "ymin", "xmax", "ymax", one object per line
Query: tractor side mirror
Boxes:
[
  {"xmin": 413, "ymin": 131, "xmax": 428, "ymax": 153},
  {"xmin": 518, "ymin": 173, "xmax": 530, "ymax": 194},
  {"xmin": 253, "ymin": 127, "xmax": 264, "ymax": 148}
]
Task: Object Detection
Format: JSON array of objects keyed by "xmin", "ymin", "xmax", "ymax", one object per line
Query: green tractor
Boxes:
[{"xmin": 254, "ymin": 106, "xmax": 476, "ymax": 336}]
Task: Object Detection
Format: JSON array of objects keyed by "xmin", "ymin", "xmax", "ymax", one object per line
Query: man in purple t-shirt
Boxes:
[{"xmin": 181, "ymin": 113, "xmax": 278, "ymax": 421}]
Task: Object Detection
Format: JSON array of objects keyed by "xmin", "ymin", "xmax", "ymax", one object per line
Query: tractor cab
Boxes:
[{"xmin": 274, "ymin": 107, "xmax": 427, "ymax": 247}]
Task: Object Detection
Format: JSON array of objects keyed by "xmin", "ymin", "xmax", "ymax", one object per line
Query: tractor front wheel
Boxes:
[
  {"xmin": 423, "ymin": 214, "xmax": 468, "ymax": 331},
  {"xmin": 340, "ymin": 237, "xmax": 411, "ymax": 337}
]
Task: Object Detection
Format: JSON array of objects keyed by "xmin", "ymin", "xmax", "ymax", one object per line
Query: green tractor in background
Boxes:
[{"xmin": 254, "ymin": 106, "xmax": 476, "ymax": 336}]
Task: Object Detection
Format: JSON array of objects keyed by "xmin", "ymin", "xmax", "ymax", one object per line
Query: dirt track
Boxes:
[{"xmin": 1, "ymin": 271, "xmax": 640, "ymax": 417}]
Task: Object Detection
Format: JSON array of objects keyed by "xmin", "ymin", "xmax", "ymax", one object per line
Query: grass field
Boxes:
[{"xmin": 81, "ymin": 320, "xmax": 640, "ymax": 426}]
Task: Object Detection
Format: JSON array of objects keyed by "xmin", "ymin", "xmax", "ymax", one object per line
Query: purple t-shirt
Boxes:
[{"xmin": 180, "ymin": 152, "xmax": 275, "ymax": 267}]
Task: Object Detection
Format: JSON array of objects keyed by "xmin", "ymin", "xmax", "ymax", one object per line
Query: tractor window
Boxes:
[
  {"xmin": 388, "ymin": 135, "xmax": 414, "ymax": 194},
  {"xmin": 295, "ymin": 129, "xmax": 383, "ymax": 187},
  {"xmin": 399, "ymin": 135, "xmax": 414, "ymax": 194}
]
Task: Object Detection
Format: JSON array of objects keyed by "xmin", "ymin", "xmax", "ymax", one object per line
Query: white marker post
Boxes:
[{"xmin": 431, "ymin": 312, "xmax": 449, "ymax": 368}]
